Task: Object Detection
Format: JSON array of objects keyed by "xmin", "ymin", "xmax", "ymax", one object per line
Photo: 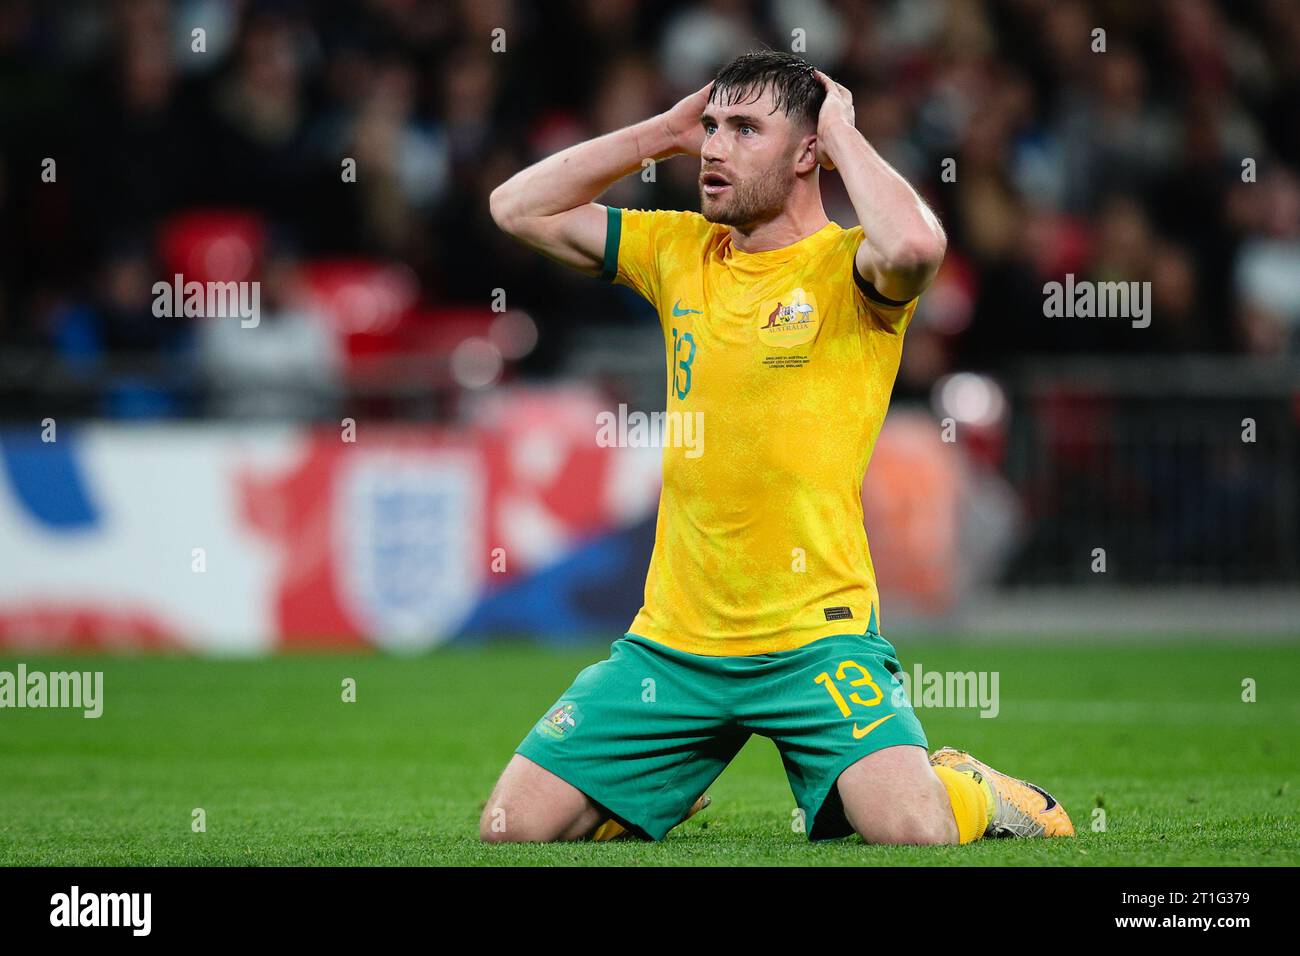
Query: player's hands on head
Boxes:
[
  {"xmin": 812, "ymin": 70, "xmax": 855, "ymax": 171},
  {"xmin": 661, "ymin": 83, "xmax": 713, "ymax": 157}
]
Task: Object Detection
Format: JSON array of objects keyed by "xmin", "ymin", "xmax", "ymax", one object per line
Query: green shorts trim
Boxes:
[{"xmin": 515, "ymin": 630, "xmax": 928, "ymax": 841}]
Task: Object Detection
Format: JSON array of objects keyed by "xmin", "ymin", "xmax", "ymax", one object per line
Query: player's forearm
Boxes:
[
  {"xmin": 489, "ymin": 118, "xmax": 678, "ymax": 230},
  {"xmin": 821, "ymin": 121, "xmax": 946, "ymax": 298}
]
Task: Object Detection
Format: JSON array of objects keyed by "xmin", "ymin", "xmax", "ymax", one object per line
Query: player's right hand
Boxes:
[{"xmin": 660, "ymin": 83, "xmax": 712, "ymax": 157}]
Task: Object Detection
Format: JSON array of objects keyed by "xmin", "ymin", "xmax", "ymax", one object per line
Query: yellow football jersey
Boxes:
[{"xmin": 603, "ymin": 206, "xmax": 918, "ymax": 656}]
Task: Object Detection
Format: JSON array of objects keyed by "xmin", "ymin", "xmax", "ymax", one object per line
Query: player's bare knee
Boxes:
[
  {"xmin": 479, "ymin": 798, "xmax": 546, "ymax": 842},
  {"xmin": 478, "ymin": 802, "xmax": 514, "ymax": 842},
  {"xmin": 479, "ymin": 794, "xmax": 588, "ymax": 843},
  {"xmin": 849, "ymin": 781, "xmax": 959, "ymax": 845},
  {"xmin": 894, "ymin": 811, "xmax": 957, "ymax": 845},
  {"xmin": 857, "ymin": 808, "xmax": 956, "ymax": 846}
]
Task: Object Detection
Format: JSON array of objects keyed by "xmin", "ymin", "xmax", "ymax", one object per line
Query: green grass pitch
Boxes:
[{"xmin": 1, "ymin": 641, "xmax": 1296, "ymax": 866}]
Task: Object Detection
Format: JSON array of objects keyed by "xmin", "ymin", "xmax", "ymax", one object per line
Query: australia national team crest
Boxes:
[
  {"xmin": 537, "ymin": 701, "xmax": 581, "ymax": 740},
  {"xmin": 757, "ymin": 287, "xmax": 819, "ymax": 348}
]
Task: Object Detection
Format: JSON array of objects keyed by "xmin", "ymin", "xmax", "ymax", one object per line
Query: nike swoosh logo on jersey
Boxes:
[
  {"xmin": 852, "ymin": 713, "xmax": 896, "ymax": 739},
  {"xmin": 672, "ymin": 301, "xmax": 702, "ymax": 316}
]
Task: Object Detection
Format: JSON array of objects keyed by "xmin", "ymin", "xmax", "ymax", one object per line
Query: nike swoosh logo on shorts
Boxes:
[{"xmin": 852, "ymin": 713, "xmax": 896, "ymax": 739}]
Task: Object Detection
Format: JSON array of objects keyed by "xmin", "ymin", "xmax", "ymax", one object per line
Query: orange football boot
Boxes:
[{"xmin": 930, "ymin": 747, "xmax": 1075, "ymax": 838}]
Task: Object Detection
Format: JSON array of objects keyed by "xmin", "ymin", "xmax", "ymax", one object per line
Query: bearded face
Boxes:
[
  {"xmin": 699, "ymin": 157, "xmax": 797, "ymax": 229},
  {"xmin": 696, "ymin": 83, "xmax": 813, "ymax": 231}
]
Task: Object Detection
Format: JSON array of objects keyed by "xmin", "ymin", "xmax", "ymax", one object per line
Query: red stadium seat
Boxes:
[
  {"xmin": 403, "ymin": 307, "xmax": 498, "ymax": 357},
  {"xmin": 295, "ymin": 259, "xmax": 500, "ymax": 369},
  {"xmin": 296, "ymin": 259, "xmax": 421, "ymax": 365},
  {"xmin": 157, "ymin": 210, "xmax": 267, "ymax": 286}
]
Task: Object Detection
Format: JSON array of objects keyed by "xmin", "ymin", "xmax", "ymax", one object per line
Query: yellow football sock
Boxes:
[
  {"xmin": 591, "ymin": 818, "xmax": 627, "ymax": 841},
  {"xmin": 933, "ymin": 764, "xmax": 991, "ymax": 844}
]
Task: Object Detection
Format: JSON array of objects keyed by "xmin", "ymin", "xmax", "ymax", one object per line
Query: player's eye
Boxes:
[
  {"xmin": 739, "ymin": 125, "xmax": 755, "ymax": 136},
  {"xmin": 703, "ymin": 121, "xmax": 716, "ymax": 135}
]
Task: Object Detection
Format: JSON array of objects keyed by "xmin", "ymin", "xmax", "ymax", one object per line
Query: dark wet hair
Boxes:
[{"xmin": 708, "ymin": 51, "xmax": 825, "ymax": 132}]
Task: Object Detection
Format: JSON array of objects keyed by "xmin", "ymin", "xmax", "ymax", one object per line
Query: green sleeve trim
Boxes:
[{"xmin": 601, "ymin": 206, "xmax": 622, "ymax": 282}]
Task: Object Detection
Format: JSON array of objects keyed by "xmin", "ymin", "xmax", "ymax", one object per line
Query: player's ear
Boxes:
[{"xmin": 795, "ymin": 133, "xmax": 819, "ymax": 175}]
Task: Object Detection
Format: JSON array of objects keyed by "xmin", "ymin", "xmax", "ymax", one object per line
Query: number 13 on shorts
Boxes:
[{"xmin": 814, "ymin": 660, "xmax": 896, "ymax": 739}]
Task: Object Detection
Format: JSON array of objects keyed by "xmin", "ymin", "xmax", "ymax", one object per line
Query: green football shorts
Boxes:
[{"xmin": 514, "ymin": 630, "xmax": 927, "ymax": 841}]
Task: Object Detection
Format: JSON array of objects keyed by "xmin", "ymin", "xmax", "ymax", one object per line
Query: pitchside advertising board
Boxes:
[{"xmin": 0, "ymin": 393, "xmax": 960, "ymax": 653}]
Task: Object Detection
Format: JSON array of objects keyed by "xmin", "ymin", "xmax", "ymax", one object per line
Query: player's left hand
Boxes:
[{"xmin": 813, "ymin": 70, "xmax": 855, "ymax": 171}]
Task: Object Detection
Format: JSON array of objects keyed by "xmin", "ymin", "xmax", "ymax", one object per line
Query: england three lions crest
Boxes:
[
  {"xmin": 333, "ymin": 452, "xmax": 484, "ymax": 652},
  {"xmin": 758, "ymin": 288, "xmax": 819, "ymax": 347}
]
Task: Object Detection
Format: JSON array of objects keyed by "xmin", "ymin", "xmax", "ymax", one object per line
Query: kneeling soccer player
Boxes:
[{"xmin": 480, "ymin": 52, "xmax": 1073, "ymax": 846}]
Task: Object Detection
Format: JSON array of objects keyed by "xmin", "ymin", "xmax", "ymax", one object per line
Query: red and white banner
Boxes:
[{"xmin": 0, "ymin": 395, "xmax": 966, "ymax": 653}]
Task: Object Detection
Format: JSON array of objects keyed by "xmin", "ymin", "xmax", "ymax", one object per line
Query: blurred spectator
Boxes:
[
  {"xmin": 50, "ymin": 233, "xmax": 195, "ymax": 418},
  {"xmin": 1233, "ymin": 170, "xmax": 1300, "ymax": 353},
  {"xmin": 0, "ymin": 0, "xmax": 1298, "ymax": 419},
  {"xmin": 199, "ymin": 236, "xmax": 341, "ymax": 419}
]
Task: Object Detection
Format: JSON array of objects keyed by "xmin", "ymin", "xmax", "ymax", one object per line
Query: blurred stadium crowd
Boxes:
[{"xmin": 1, "ymin": 0, "xmax": 1299, "ymax": 420}]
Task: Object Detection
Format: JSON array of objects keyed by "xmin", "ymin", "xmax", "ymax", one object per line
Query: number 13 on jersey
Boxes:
[{"xmin": 672, "ymin": 327, "xmax": 696, "ymax": 399}]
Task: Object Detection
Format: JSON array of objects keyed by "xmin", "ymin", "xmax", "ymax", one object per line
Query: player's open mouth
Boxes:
[{"xmin": 701, "ymin": 172, "xmax": 731, "ymax": 196}]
